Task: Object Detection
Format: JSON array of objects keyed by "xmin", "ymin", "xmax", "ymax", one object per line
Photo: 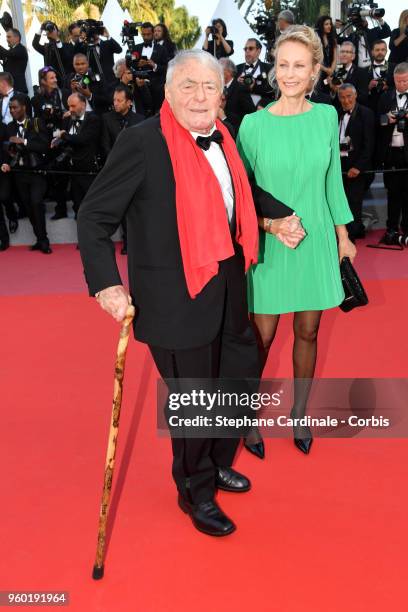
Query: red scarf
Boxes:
[{"xmin": 160, "ymin": 100, "xmax": 258, "ymax": 298}]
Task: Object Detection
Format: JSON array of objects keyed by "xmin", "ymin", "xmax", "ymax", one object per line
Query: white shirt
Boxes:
[
  {"xmin": 142, "ymin": 44, "xmax": 154, "ymax": 60},
  {"xmin": 358, "ymin": 34, "xmax": 371, "ymax": 68},
  {"xmin": 243, "ymin": 60, "xmax": 262, "ymax": 107},
  {"xmin": 1, "ymin": 88, "xmax": 14, "ymax": 124},
  {"xmin": 339, "ymin": 111, "xmax": 352, "ymax": 157},
  {"xmin": 372, "ymin": 62, "xmax": 386, "ymax": 79},
  {"xmin": 69, "ymin": 113, "xmax": 86, "ymax": 135},
  {"xmin": 190, "ymin": 125, "xmax": 234, "ymax": 223},
  {"xmin": 392, "ymin": 92, "xmax": 408, "ymax": 147}
]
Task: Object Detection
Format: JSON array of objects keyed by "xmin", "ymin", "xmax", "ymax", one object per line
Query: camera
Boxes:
[
  {"xmin": 391, "ymin": 109, "xmax": 407, "ymax": 133},
  {"xmin": 208, "ymin": 20, "xmax": 219, "ymax": 36},
  {"xmin": 71, "ymin": 72, "xmax": 94, "ymax": 89},
  {"xmin": 0, "ymin": 11, "xmax": 13, "ymax": 31},
  {"xmin": 254, "ymin": 12, "xmax": 276, "ymax": 44},
  {"xmin": 41, "ymin": 103, "xmax": 62, "ymax": 128},
  {"xmin": 121, "ymin": 20, "xmax": 142, "ymax": 40},
  {"xmin": 5, "ymin": 141, "xmax": 25, "ymax": 168},
  {"xmin": 41, "ymin": 20, "xmax": 57, "ymax": 34},
  {"xmin": 243, "ymin": 74, "xmax": 255, "ymax": 87},
  {"xmin": 77, "ymin": 19, "xmax": 105, "ymax": 44},
  {"xmin": 347, "ymin": 3, "xmax": 385, "ymax": 29},
  {"xmin": 51, "ymin": 136, "xmax": 74, "ymax": 166},
  {"xmin": 332, "ymin": 64, "xmax": 348, "ymax": 86},
  {"xmin": 339, "ymin": 136, "xmax": 352, "ymax": 153}
]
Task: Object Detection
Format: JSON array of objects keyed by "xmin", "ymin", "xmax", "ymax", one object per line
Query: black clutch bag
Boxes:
[
  {"xmin": 252, "ymin": 184, "xmax": 295, "ymax": 218},
  {"xmin": 339, "ymin": 257, "xmax": 368, "ymax": 312}
]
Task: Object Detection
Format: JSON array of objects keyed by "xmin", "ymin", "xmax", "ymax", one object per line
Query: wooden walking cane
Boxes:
[{"xmin": 92, "ymin": 304, "xmax": 135, "ymax": 580}]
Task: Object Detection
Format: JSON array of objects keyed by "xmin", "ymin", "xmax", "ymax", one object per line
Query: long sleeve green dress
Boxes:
[{"xmin": 237, "ymin": 102, "xmax": 354, "ymax": 315}]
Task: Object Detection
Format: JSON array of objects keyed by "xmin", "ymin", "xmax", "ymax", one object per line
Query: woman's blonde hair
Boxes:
[
  {"xmin": 268, "ymin": 25, "xmax": 324, "ymax": 94},
  {"xmin": 399, "ymin": 10, "xmax": 408, "ymax": 32}
]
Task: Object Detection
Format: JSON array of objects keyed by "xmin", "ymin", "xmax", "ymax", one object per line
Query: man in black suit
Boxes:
[
  {"xmin": 32, "ymin": 23, "xmax": 70, "ymax": 85},
  {"xmin": 132, "ymin": 22, "xmax": 169, "ymax": 112},
  {"xmin": 101, "ymin": 85, "xmax": 144, "ymax": 254},
  {"xmin": 365, "ymin": 39, "xmax": 394, "ymax": 114},
  {"xmin": 110, "ymin": 59, "xmax": 153, "ymax": 117},
  {"xmin": 0, "ymin": 29, "xmax": 28, "ymax": 93},
  {"xmin": 328, "ymin": 42, "xmax": 369, "ymax": 107},
  {"xmin": 76, "ymin": 27, "xmax": 122, "ymax": 85},
  {"xmin": 1, "ymin": 94, "xmax": 51, "ymax": 253},
  {"xmin": 219, "ymin": 58, "xmax": 256, "ymax": 131},
  {"xmin": 236, "ymin": 38, "xmax": 274, "ymax": 106},
  {"xmin": 63, "ymin": 23, "xmax": 82, "ymax": 75},
  {"xmin": 64, "ymin": 54, "xmax": 110, "ymax": 114},
  {"xmin": 77, "ymin": 50, "xmax": 260, "ymax": 537},
  {"xmin": 337, "ymin": 84, "xmax": 375, "ymax": 240},
  {"xmin": 338, "ymin": 15, "xmax": 391, "ymax": 69},
  {"xmin": 376, "ymin": 63, "xmax": 408, "ymax": 243},
  {"xmin": 51, "ymin": 92, "xmax": 100, "ymax": 217}
]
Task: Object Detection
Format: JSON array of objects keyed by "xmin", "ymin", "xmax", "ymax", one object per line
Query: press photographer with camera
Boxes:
[
  {"xmin": 51, "ymin": 92, "xmax": 100, "ymax": 217},
  {"xmin": 132, "ymin": 22, "xmax": 169, "ymax": 113},
  {"xmin": 337, "ymin": 83, "xmax": 375, "ymax": 240},
  {"xmin": 32, "ymin": 21, "xmax": 72, "ymax": 85},
  {"xmin": 75, "ymin": 20, "xmax": 122, "ymax": 84},
  {"xmin": 328, "ymin": 42, "xmax": 369, "ymax": 106},
  {"xmin": 154, "ymin": 23, "xmax": 177, "ymax": 61},
  {"xmin": 338, "ymin": 3, "xmax": 390, "ymax": 70},
  {"xmin": 203, "ymin": 18, "xmax": 233, "ymax": 59},
  {"xmin": 0, "ymin": 120, "xmax": 18, "ymax": 250},
  {"xmin": 365, "ymin": 39, "xmax": 394, "ymax": 113},
  {"xmin": 219, "ymin": 58, "xmax": 255, "ymax": 131},
  {"xmin": 376, "ymin": 63, "xmax": 408, "ymax": 246},
  {"xmin": 0, "ymin": 28, "xmax": 28, "ymax": 93},
  {"xmin": 236, "ymin": 39, "xmax": 274, "ymax": 107},
  {"xmin": 389, "ymin": 10, "xmax": 408, "ymax": 65},
  {"xmin": 1, "ymin": 94, "xmax": 51, "ymax": 253},
  {"xmin": 111, "ymin": 58, "xmax": 153, "ymax": 117},
  {"xmin": 65, "ymin": 53, "xmax": 110, "ymax": 114},
  {"xmin": 315, "ymin": 15, "xmax": 338, "ymax": 90}
]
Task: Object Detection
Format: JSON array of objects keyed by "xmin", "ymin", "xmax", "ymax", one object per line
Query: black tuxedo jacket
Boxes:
[
  {"xmin": 236, "ymin": 61, "xmax": 274, "ymax": 100},
  {"xmin": 108, "ymin": 79, "xmax": 153, "ymax": 117},
  {"xmin": 338, "ymin": 103, "xmax": 375, "ymax": 171},
  {"xmin": 310, "ymin": 89, "xmax": 332, "ymax": 105},
  {"xmin": 334, "ymin": 65, "xmax": 369, "ymax": 108},
  {"xmin": 100, "ymin": 110, "xmax": 144, "ymax": 158},
  {"xmin": 75, "ymin": 38, "xmax": 122, "ymax": 84},
  {"xmin": 224, "ymin": 79, "xmax": 256, "ymax": 131},
  {"xmin": 339, "ymin": 23, "xmax": 392, "ymax": 64},
  {"xmin": 4, "ymin": 118, "xmax": 49, "ymax": 166},
  {"xmin": 64, "ymin": 72, "xmax": 110, "ymax": 114},
  {"xmin": 376, "ymin": 89, "xmax": 408, "ymax": 166},
  {"xmin": 61, "ymin": 112, "xmax": 100, "ymax": 170},
  {"xmin": 364, "ymin": 63, "xmax": 395, "ymax": 113},
  {"xmin": 0, "ymin": 43, "xmax": 28, "ymax": 92},
  {"xmin": 77, "ymin": 115, "xmax": 249, "ymax": 350},
  {"xmin": 32, "ymin": 34, "xmax": 72, "ymax": 82},
  {"xmin": 31, "ymin": 89, "xmax": 70, "ymax": 121},
  {"xmin": 133, "ymin": 43, "xmax": 169, "ymax": 78}
]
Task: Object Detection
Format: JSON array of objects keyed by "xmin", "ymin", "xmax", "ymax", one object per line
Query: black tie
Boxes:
[
  {"xmin": 195, "ymin": 130, "xmax": 223, "ymax": 151},
  {"xmin": 17, "ymin": 123, "xmax": 24, "ymax": 137},
  {"xmin": 245, "ymin": 64, "xmax": 254, "ymax": 69},
  {"xmin": 398, "ymin": 93, "xmax": 407, "ymax": 100},
  {"xmin": 144, "ymin": 42, "xmax": 153, "ymax": 48}
]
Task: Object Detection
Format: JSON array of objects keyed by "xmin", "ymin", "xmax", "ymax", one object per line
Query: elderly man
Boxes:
[
  {"xmin": 219, "ymin": 57, "xmax": 256, "ymax": 131},
  {"xmin": 328, "ymin": 42, "xmax": 369, "ymax": 106},
  {"xmin": 77, "ymin": 50, "xmax": 260, "ymax": 537}
]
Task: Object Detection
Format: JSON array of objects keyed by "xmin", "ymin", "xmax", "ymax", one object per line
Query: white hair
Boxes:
[
  {"xmin": 341, "ymin": 41, "xmax": 356, "ymax": 54},
  {"xmin": 166, "ymin": 49, "xmax": 224, "ymax": 90},
  {"xmin": 113, "ymin": 58, "xmax": 126, "ymax": 78}
]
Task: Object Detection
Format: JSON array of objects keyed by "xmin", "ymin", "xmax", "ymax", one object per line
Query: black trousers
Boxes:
[
  {"xmin": 71, "ymin": 175, "xmax": 95, "ymax": 216},
  {"xmin": 149, "ymin": 284, "xmax": 260, "ymax": 505},
  {"xmin": 14, "ymin": 173, "xmax": 48, "ymax": 243},
  {"xmin": 341, "ymin": 158, "xmax": 366, "ymax": 235},
  {"xmin": 384, "ymin": 147, "xmax": 408, "ymax": 233},
  {"xmin": 0, "ymin": 174, "xmax": 14, "ymax": 244}
]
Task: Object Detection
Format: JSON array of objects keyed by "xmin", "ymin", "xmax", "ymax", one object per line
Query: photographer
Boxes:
[
  {"xmin": 277, "ymin": 10, "xmax": 295, "ymax": 35},
  {"xmin": 236, "ymin": 39, "xmax": 274, "ymax": 106},
  {"xmin": 132, "ymin": 22, "xmax": 169, "ymax": 113},
  {"xmin": 63, "ymin": 22, "xmax": 82, "ymax": 75},
  {"xmin": 32, "ymin": 22, "xmax": 70, "ymax": 85},
  {"xmin": 101, "ymin": 85, "xmax": 144, "ymax": 254},
  {"xmin": 365, "ymin": 39, "xmax": 394, "ymax": 113},
  {"xmin": 154, "ymin": 23, "xmax": 177, "ymax": 61},
  {"xmin": 328, "ymin": 42, "xmax": 369, "ymax": 107},
  {"xmin": 0, "ymin": 28, "xmax": 28, "ymax": 93},
  {"xmin": 203, "ymin": 18, "xmax": 233, "ymax": 59},
  {"xmin": 376, "ymin": 63, "xmax": 408, "ymax": 245},
  {"xmin": 389, "ymin": 10, "xmax": 408, "ymax": 65},
  {"xmin": 0, "ymin": 121, "xmax": 17, "ymax": 250},
  {"xmin": 64, "ymin": 53, "xmax": 110, "ymax": 114},
  {"xmin": 51, "ymin": 92, "xmax": 100, "ymax": 217},
  {"xmin": 75, "ymin": 23, "xmax": 122, "ymax": 84},
  {"xmin": 219, "ymin": 58, "xmax": 256, "ymax": 131},
  {"xmin": 338, "ymin": 8, "xmax": 391, "ymax": 69},
  {"xmin": 315, "ymin": 16, "xmax": 338, "ymax": 90},
  {"xmin": 1, "ymin": 94, "xmax": 51, "ymax": 253},
  {"xmin": 110, "ymin": 58, "xmax": 153, "ymax": 117},
  {"xmin": 0, "ymin": 71, "xmax": 16, "ymax": 124},
  {"xmin": 337, "ymin": 83, "xmax": 375, "ymax": 240}
]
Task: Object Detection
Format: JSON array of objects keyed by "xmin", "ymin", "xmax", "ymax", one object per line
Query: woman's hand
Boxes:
[
  {"xmin": 262, "ymin": 215, "xmax": 306, "ymax": 249},
  {"xmin": 338, "ymin": 236, "xmax": 357, "ymax": 264}
]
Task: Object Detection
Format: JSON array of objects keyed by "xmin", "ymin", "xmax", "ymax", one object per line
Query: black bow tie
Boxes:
[
  {"xmin": 245, "ymin": 63, "xmax": 254, "ymax": 69},
  {"xmin": 398, "ymin": 93, "xmax": 407, "ymax": 99},
  {"xmin": 195, "ymin": 130, "xmax": 223, "ymax": 151},
  {"xmin": 144, "ymin": 42, "xmax": 153, "ymax": 48}
]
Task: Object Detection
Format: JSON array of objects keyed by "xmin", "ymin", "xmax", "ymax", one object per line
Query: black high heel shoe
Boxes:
[
  {"xmin": 290, "ymin": 409, "xmax": 313, "ymax": 455},
  {"xmin": 244, "ymin": 427, "xmax": 265, "ymax": 459}
]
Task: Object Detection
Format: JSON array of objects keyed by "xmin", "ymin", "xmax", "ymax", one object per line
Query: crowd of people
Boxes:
[{"xmin": 0, "ymin": 8, "xmax": 408, "ymax": 253}]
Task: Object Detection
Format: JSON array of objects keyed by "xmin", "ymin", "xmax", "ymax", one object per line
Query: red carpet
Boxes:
[{"xmin": 0, "ymin": 235, "xmax": 407, "ymax": 611}]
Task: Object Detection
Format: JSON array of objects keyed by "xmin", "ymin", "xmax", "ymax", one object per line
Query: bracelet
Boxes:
[{"xmin": 265, "ymin": 218, "xmax": 273, "ymax": 232}]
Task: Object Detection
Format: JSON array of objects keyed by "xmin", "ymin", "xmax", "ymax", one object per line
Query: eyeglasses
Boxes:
[{"xmin": 244, "ymin": 46, "xmax": 257, "ymax": 51}]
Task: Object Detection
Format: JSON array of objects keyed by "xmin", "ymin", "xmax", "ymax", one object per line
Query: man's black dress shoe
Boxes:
[
  {"xmin": 178, "ymin": 495, "xmax": 236, "ymax": 536},
  {"xmin": 8, "ymin": 220, "xmax": 18, "ymax": 233},
  {"xmin": 216, "ymin": 467, "xmax": 251, "ymax": 492},
  {"xmin": 29, "ymin": 242, "xmax": 40, "ymax": 251},
  {"xmin": 244, "ymin": 439, "xmax": 265, "ymax": 459},
  {"xmin": 40, "ymin": 243, "xmax": 52, "ymax": 254},
  {"xmin": 0, "ymin": 241, "xmax": 9, "ymax": 251}
]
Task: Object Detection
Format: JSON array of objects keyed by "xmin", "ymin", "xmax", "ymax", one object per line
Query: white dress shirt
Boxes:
[
  {"xmin": 339, "ymin": 111, "xmax": 352, "ymax": 157},
  {"xmin": 392, "ymin": 92, "xmax": 408, "ymax": 147},
  {"xmin": 372, "ymin": 62, "xmax": 386, "ymax": 79},
  {"xmin": 1, "ymin": 88, "xmax": 14, "ymax": 124},
  {"xmin": 358, "ymin": 35, "xmax": 371, "ymax": 68},
  {"xmin": 142, "ymin": 44, "xmax": 154, "ymax": 60},
  {"xmin": 190, "ymin": 125, "xmax": 234, "ymax": 223},
  {"xmin": 69, "ymin": 113, "xmax": 86, "ymax": 135},
  {"xmin": 243, "ymin": 60, "xmax": 262, "ymax": 107}
]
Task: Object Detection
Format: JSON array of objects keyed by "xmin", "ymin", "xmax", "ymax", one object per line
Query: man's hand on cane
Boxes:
[{"xmin": 96, "ymin": 285, "xmax": 132, "ymax": 322}]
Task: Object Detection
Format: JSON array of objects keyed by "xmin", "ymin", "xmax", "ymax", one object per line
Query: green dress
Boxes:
[{"xmin": 237, "ymin": 102, "xmax": 354, "ymax": 315}]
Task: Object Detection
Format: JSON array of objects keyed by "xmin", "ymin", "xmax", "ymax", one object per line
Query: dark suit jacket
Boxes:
[
  {"xmin": 75, "ymin": 38, "xmax": 122, "ymax": 84},
  {"xmin": 32, "ymin": 34, "xmax": 72, "ymax": 82},
  {"xmin": 333, "ymin": 64, "xmax": 370, "ymax": 108},
  {"xmin": 389, "ymin": 28, "xmax": 408, "ymax": 64},
  {"xmin": 338, "ymin": 103, "xmax": 375, "ymax": 171},
  {"xmin": 364, "ymin": 63, "xmax": 395, "ymax": 113},
  {"xmin": 100, "ymin": 110, "xmax": 144, "ymax": 158},
  {"xmin": 61, "ymin": 112, "xmax": 100, "ymax": 170},
  {"xmin": 236, "ymin": 61, "xmax": 274, "ymax": 100},
  {"xmin": 31, "ymin": 89, "xmax": 70, "ymax": 121},
  {"xmin": 339, "ymin": 22, "xmax": 392, "ymax": 63},
  {"xmin": 376, "ymin": 89, "xmax": 408, "ymax": 166},
  {"xmin": 4, "ymin": 117, "xmax": 49, "ymax": 167},
  {"xmin": 132, "ymin": 43, "xmax": 169, "ymax": 77},
  {"xmin": 0, "ymin": 43, "xmax": 28, "ymax": 92},
  {"xmin": 77, "ymin": 115, "xmax": 248, "ymax": 350},
  {"xmin": 310, "ymin": 89, "xmax": 332, "ymax": 105},
  {"xmin": 108, "ymin": 79, "xmax": 153, "ymax": 117},
  {"xmin": 224, "ymin": 79, "xmax": 256, "ymax": 131}
]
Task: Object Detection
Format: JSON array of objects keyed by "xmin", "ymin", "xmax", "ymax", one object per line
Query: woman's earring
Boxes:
[{"xmin": 311, "ymin": 76, "xmax": 315, "ymax": 81}]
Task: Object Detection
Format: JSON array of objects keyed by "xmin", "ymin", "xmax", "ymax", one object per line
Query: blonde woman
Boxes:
[
  {"xmin": 237, "ymin": 26, "xmax": 356, "ymax": 455},
  {"xmin": 389, "ymin": 10, "xmax": 408, "ymax": 65}
]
